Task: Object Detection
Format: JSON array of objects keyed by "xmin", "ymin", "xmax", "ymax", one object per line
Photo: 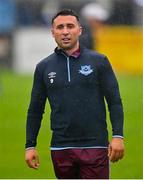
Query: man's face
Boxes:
[{"xmin": 51, "ymin": 15, "xmax": 82, "ymax": 50}]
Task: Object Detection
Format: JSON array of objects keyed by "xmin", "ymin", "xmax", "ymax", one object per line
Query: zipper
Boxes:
[
  {"xmin": 61, "ymin": 52, "xmax": 71, "ymax": 82},
  {"xmin": 66, "ymin": 56, "xmax": 71, "ymax": 82}
]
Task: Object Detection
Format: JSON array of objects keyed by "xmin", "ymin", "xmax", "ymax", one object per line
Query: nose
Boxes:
[{"xmin": 62, "ymin": 27, "xmax": 69, "ymax": 35}]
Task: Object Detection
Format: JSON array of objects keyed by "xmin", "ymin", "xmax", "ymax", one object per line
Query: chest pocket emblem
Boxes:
[{"xmin": 79, "ymin": 65, "xmax": 93, "ymax": 76}]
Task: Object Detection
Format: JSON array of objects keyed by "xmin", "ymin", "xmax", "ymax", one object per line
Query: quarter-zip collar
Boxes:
[
  {"xmin": 71, "ymin": 48, "xmax": 80, "ymax": 58},
  {"xmin": 54, "ymin": 45, "xmax": 84, "ymax": 58},
  {"xmin": 54, "ymin": 45, "xmax": 85, "ymax": 82}
]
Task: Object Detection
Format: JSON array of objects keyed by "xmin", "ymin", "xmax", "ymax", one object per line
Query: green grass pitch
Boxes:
[{"xmin": 0, "ymin": 70, "xmax": 143, "ymax": 178}]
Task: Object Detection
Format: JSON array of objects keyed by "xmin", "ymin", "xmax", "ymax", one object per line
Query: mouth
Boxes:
[{"xmin": 62, "ymin": 38, "xmax": 71, "ymax": 44}]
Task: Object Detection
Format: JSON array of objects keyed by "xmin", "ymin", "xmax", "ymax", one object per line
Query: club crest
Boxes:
[{"xmin": 79, "ymin": 65, "xmax": 93, "ymax": 76}]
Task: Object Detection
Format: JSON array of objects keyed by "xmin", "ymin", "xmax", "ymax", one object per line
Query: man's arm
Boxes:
[
  {"xmin": 25, "ymin": 64, "xmax": 47, "ymax": 169},
  {"xmin": 99, "ymin": 56, "xmax": 125, "ymax": 162}
]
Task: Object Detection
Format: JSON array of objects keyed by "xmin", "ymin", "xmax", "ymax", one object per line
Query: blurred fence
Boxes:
[
  {"xmin": 13, "ymin": 28, "xmax": 56, "ymax": 73},
  {"xmin": 12, "ymin": 26, "xmax": 143, "ymax": 74},
  {"xmin": 96, "ymin": 26, "xmax": 143, "ymax": 74}
]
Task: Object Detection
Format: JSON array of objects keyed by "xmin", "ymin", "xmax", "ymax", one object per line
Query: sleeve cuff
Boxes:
[
  {"xmin": 25, "ymin": 147, "xmax": 35, "ymax": 151},
  {"xmin": 113, "ymin": 135, "xmax": 124, "ymax": 139}
]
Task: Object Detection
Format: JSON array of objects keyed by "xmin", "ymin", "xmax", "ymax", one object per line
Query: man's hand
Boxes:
[
  {"xmin": 108, "ymin": 137, "xmax": 125, "ymax": 163},
  {"xmin": 25, "ymin": 148, "xmax": 40, "ymax": 169}
]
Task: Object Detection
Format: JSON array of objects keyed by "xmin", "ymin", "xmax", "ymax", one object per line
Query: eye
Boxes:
[
  {"xmin": 56, "ymin": 25, "xmax": 64, "ymax": 30},
  {"xmin": 67, "ymin": 24, "xmax": 75, "ymax": 29}
]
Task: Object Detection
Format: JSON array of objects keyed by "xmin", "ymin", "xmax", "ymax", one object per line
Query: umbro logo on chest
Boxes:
[
  {"xmin": 79, "ymin": 65, "xmax": 93, "ymax": 76},
  {"xmin": 48, "ymin": 72, "xmax": 56, "ymax": 84}
]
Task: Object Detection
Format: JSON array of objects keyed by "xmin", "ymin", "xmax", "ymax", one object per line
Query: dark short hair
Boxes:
[{"xmin": 51, "ymin": 9, "xmax": 80, "ymax": 24}]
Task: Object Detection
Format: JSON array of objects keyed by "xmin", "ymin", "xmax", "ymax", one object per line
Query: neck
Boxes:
[{"xmin": 61, "ymin": 42, "xmax": 80, "ymax": 56}]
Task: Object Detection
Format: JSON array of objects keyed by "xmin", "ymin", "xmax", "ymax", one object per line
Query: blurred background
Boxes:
[{"xmin": 0, "ymin": 0, "xmax": 143, "ymax": 179}]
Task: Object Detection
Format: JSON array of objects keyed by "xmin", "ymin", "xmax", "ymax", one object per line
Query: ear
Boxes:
[
  {"xmin": 79, "ymin": 26, "xmax": 83, "ymax": 36},
  {"xmin": 51, "ymin": 28, "xmax": 55, "ymax": 37}
]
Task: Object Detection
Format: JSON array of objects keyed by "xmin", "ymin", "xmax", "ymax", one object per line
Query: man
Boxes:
[
  {"xmin": 25, "ymin": 9, "xmax": 124, "ymax": 179},
  {"xmin": 80, "ymin": 2, "xmax": 109, "ymax": 50}
]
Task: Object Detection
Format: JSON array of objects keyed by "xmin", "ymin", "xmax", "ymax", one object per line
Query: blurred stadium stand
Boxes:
[
  {"xmin": 0, "ymin": 0, "xmax": 16, "ymax": 67},
  {"xmin": 0, "ymin": 0, "xmax": 143, "ymax": 74}
]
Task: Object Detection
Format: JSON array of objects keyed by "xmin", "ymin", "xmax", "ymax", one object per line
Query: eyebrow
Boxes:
[{"xmin": 55, "ymin": 23, "xmax": 75, "ymax": 27}]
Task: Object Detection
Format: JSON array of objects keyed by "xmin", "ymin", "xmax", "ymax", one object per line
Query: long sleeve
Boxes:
[
  {"xmin": 25, "ymin": 65, "xmax": 47, "ymax": 148},
  {"xmin": 99, "ymin": 56, "xmax": 124, "ymax": 137}
]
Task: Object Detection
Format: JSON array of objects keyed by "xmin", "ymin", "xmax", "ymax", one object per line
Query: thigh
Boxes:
[
  {"xmin": 79, "ymin": 148, "xmax": 109, "ymax": 179},
  {"xmin": 51, "ymin": 150, "xmax": 79, "ymax": 179}
]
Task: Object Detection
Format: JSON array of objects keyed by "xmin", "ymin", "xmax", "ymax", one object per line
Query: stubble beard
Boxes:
[{"xmin": 56, "ymin": 39, "xmax": 78, "ymax": 51}]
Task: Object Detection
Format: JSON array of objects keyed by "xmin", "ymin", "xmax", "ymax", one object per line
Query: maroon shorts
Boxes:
[{"xmin": 51, "ymin": 148, "xmax": 109, "ymax": 179}]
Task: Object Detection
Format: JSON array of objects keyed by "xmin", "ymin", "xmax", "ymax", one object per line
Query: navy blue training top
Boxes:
[{"xmin": 25, "ymin": 46, "xmax": 124, "ymax": 149}]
